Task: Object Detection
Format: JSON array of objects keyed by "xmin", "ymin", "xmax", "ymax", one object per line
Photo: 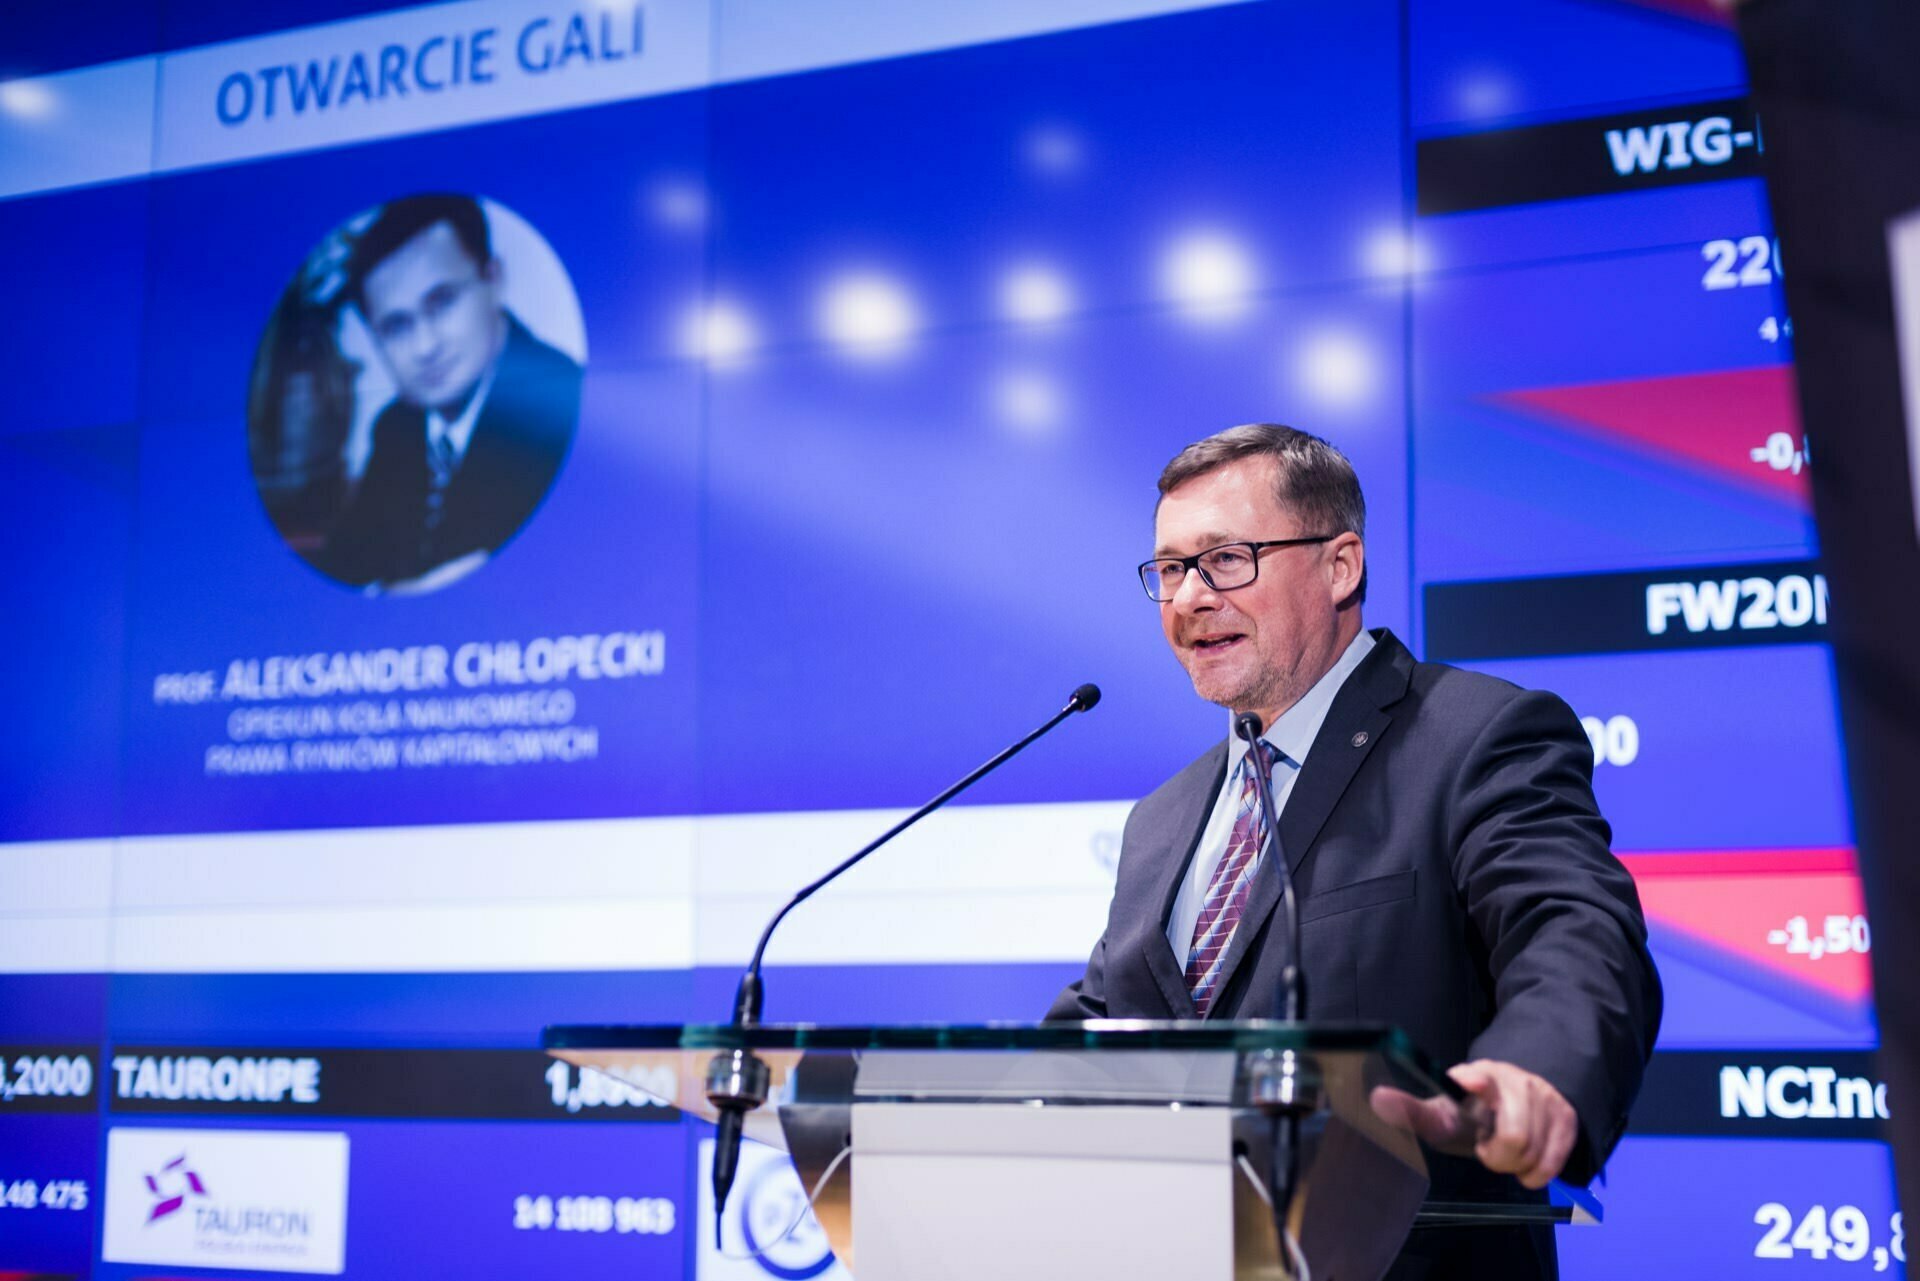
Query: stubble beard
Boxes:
[{"xmin": 1183, "ymin": 648, "xmax": 1305, "ymax": 723}]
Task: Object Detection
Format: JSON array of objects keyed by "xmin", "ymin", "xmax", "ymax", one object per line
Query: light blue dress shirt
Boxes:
[{"xmin": 1166, "ymin": 628, "xmax": 1377, "ymax": 966}]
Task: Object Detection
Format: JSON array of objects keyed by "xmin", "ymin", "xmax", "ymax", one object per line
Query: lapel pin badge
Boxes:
[{"xmin": 1351, "ymin": 731, "xmax": 1369, "ymax": 748}]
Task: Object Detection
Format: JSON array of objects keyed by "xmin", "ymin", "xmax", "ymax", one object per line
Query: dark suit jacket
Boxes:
[
  {"xmin": 318, "ymin": 314, "xmax": 582, "ymax": 587},
  {"xmin": 1048, "ymin": 628, "xmax": 1662, "ymax": 1280}
]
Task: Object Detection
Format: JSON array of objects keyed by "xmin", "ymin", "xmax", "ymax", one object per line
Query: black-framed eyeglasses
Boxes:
[{"xmin": 1137, "ymin": 537, "xmax": 1336, "ymax": 602}]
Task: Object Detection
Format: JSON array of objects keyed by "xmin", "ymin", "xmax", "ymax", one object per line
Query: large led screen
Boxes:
[{"xmin": 0, "ymin": 0, "xmax": 1898, "ymax": 1277}]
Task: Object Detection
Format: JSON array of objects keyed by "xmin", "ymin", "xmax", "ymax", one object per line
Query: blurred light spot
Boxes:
[
  {"xmin": 1296, "ymin": 330, "xmax": 1376, "ymax": 409},
  {"xmin": 0, "ymin": 80, "xmax": 57, "ymax": 120},
  {"xmin": 820, "ymin": 273, "xmax": 918, "ymax": 355},
  {"xmin": 1363, "ymin": 226, "xmax": 1428, "ymax": 277},
  {"xmin": 682, "ymin": 301, "xmax": 756, "ymax": 362},
  {"xmin": 649, "ymin": 178, "xmax": 707, "ymax": 230},
  {"xmin": 995, "ymin": 371, "xmax": 1062, "ymax": 434},
  {"xmin": 1455, "ymin": 71, "xmax": 1516, "ymax": 120},
  {"xmin": 1000, "ymin": 265, "xmax": 1073, "ymax": 325},
  {"xmin": 1024, "ymin": 125, "xmax": 1085, "ymax": 175},
  {"xmin": 1162, "ymin": 231, "xmax": 1256, "ymax": 320}
]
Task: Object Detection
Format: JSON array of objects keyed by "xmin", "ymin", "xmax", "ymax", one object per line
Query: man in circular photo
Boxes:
[{"xmin": 274, "ymin": 193, "xmax": 583, "ymax": 592}]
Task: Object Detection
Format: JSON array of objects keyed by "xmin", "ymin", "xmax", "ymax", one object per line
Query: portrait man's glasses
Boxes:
[
  {"xmin": 370, "ymin": 276, "xmax": 483, "ymax": 346},
  {"xmin": 1137, "ymin": 536, "xmax": 1335, "ymax": 602}
]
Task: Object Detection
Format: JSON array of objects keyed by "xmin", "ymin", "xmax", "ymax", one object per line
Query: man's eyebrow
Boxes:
[{"xmin": 1152, "ymin": 531, "xmax": 1240, "ymax": 557}]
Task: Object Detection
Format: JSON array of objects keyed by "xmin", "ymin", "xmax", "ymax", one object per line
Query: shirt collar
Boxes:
[
  {"xmin": 425, "ymin": 358, "xmax": 498, "ymax": 465},
  {"xmin": 1227, "ymin": 628, "xmax": 1376, "ymax": 772}
]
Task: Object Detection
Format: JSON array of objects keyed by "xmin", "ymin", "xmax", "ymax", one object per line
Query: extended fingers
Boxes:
[
  {"xmin": 1525, "ymin": 1105, "xmax": 1579, "ymax": 1190},
  {"xmin": 1454, "ymin": 1061, "xmax": 1578, "ymax": 1189},
  {"xmin": 1472, "ymin": 1067, "xmax": 1536, "ymax": 1174}
]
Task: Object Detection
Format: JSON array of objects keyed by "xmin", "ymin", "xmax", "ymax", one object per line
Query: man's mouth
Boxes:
[{"xmin": 1189, "ymin": 633, "xmax": 1246, "ymax": 653}]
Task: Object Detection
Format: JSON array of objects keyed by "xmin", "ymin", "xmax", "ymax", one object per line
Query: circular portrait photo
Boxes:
[{"xmin": 248, "ymin": 193, "xmax": 587, "ymax": 595}]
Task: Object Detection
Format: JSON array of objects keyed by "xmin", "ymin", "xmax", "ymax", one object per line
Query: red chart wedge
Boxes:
[
  {"xmin": 1495, "ymin": 366, "xmax": 1809, "ymax": 508},
  {"xmin": 1606, "ymin": 0, "xmax": 1734, "ymax": 25},
  {"xmin": 1620, "ymin": 849, "xmax": 1873, "ymax": 1013}
]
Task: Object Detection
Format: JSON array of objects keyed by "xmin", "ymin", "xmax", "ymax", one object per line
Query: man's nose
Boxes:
[
  {"xmin": 404, "ymin": 322, "xmax": 444, "ymax": 362},
  {"xmin": 1169, "ymin": 564, "xmax": 1221, "ymax": 610}
]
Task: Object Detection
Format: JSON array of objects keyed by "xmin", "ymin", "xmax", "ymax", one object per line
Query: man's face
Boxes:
[
  {"xmin": 1153, "ymin": 456, "xmax": 1360, "ymax": 724},
  {"xmin": 360, "ymin": 221, "xmax": 506, "ymax": 414}
]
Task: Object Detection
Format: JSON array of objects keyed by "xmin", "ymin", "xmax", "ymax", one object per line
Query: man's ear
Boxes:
[{"xmin": 1329, "ymin": 532, "xmax": 1364, "ymax": 606}]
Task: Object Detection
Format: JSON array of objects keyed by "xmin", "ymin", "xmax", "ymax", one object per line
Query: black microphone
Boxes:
[
  {"xmin": 1235, "ymin": 710, "xmax": 1312, "ymax": 1266},
  {"xmin": 707, "ymin": 683, "xmax": 1103, "ymax": 1243}
]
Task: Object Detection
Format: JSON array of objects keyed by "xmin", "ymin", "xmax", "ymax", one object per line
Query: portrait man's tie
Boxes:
[{"xmin": 424, "ymin": 429, "xmax": 458, "ymax": 542}]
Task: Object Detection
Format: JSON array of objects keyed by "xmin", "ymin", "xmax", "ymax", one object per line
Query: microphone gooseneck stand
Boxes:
[
  {"xmin": 706, "ymin": 683, "xmax": 1104, "ymax": 1247},
  {"xmin": 1234, "ymin": 711, "xmax": 1314, "ymax": 1277}
]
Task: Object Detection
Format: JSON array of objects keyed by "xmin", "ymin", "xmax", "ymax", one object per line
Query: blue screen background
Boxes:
[{"xmin": 0, "ymin": 0, "xmax": 1896, "ymax": 1276}]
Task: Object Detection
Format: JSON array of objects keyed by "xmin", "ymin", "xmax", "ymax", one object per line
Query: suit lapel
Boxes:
[
  {"xmin": 441, "ymin": 372, "xmax": 516, "ymax": 531},
  {"xmin": 1142, "ymin": 746, "xmax": 1225, "ymax": 1019},
  {"xmin": 1204, "ymin": 630, "xmax": 1416, "ymax": 1019},
  {"xmin": 440, "ymin": 318, "xmax": 541, "ymax": 537}
]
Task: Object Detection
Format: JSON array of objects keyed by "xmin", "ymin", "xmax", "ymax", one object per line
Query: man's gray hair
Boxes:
[{"xmin": 1157, "ymin": 423, "xmax": 1367, "ymax": 601}]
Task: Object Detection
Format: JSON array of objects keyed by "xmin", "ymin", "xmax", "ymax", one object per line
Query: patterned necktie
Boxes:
[
  {"xmin": 424, "ymin": 429, "xmax": 457, "ymax": 539},
  {"xmin": 1185, "ymin": 741, "xmax": 1281, "ymax": 1017},
  {"xmin": 428, "ymin": 428, "xmax": 458, "ymax": 490}
]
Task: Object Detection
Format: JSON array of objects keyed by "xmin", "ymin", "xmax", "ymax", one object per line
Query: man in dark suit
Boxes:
[
  {"xmin": 1048, "ymin": 423, "xmax": 1661, "ymax": 1280},
  {"xmin": 318, "ymin": 194, "xmax": 581, "ymax": 590}
]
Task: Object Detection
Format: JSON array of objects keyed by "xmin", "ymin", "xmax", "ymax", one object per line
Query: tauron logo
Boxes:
[{"xmin": 145, "ymin": 1154, "xmax": 209, "ymax": 1223}]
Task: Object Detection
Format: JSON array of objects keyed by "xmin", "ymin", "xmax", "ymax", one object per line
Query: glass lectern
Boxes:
[{"xmin": 542, "ymin": 1020, "xmax": 1599, "ymax": 1281}]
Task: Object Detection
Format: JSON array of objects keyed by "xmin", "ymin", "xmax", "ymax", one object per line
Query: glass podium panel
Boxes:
[{"xmin": 543, "ymin": 1020, "xmax": 1599, "ymax": 1281}]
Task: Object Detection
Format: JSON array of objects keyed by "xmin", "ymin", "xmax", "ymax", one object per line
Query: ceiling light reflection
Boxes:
[
  {"xmin": 995, "ymin": 371, "xmax": 1062, "ymax": 434},
  {"xmin": 1363, "ymin": 227, "xmax": 1428, "ymax": 277},
  {"xmin": 1162, "ymin": 231, "xmax": 1256, "ymax": 321},
  {"xmin": 1001, "ymin": 265, "xmax": 1073, "ymax": 325},
  {"xmin": 820, "ymin": 273, "xmax": 918, "ymax": 356},
  {"xmin": 0, "ymin": 79, "xmax": 58, "ymax": 120},
  {"xmin": 683, "ymin": 302, "xmax": 756, "ymax": 362},
  {"xmin": 1456, "ymin": 71, "xmax": 1516, "ymax": 121},
  {"xmin": 1024, "ymin": 125, "xmax": 1085, "ymax": 175},
  {"xmin": 649, "ymin": 178, "xmax": 707, "ymax": 230},
  {"xmin": 1296, "ymin": 330, "xmax": 1376, "ymax": 409}
]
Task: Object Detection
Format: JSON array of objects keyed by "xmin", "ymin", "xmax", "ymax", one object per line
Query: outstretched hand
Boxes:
[{"xmin": 1370, "ymin": 1059, "xmax": 1579, "ymax": 1190}]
